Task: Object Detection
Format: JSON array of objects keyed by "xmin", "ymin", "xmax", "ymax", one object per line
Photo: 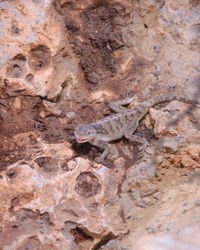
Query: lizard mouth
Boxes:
[{"xmin": 76, "ymin": 138, "xmax": 88, "ymax": 143}]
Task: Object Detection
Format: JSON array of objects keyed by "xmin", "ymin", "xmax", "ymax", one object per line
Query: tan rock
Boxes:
[
  {"xmin": 0, "ymin": 0, "xmax": 200, "ymax": 249},
  {"xmin": 180, "ymin": 145, "xmax": 200, "ymax": 169},
  {"xmin": 187, "ymin": 145, "xmax": 200, "ymax": 163},
  {"xmin": 0, "ymin": 0, "xmax": 79, "ymax": 99}
]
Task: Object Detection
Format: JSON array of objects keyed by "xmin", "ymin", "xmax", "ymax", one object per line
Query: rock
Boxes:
[
  {"xmin": 149, "ymin": 101, "xmax": 200, "ymax": 139},
  {"xmin": 13, "ymin": 97, "xmax": 21, "ymax": 110},
  {"xmin": 173, "ymin": 145, "xmax": 200, "ymax": 169},
  {"xmin": 119, "ymin": 193, "xmax": 135, "ymax": 219},
  {"xmin": 0, "ymin": 0, "xmax": 200, "ymax": 248},
  {"xmin": 143, "ymin": 197, "xmax": 155, "ymax": 206},
  {"xmin": 0, "ymin": 156, "xmax": 128, "ymax": 249},
  {"xmin": 162, "ymin": 137, "xmax": 178, "ymax": 153},
  {"xmin": 114, "ymin": 157, "xmax": 126, "ymax": 169},
  {"xmin": 133, "ymin": 226, "xmax": 200, "ymax": 250},
  {"xmin": 0, "ymin": 0, "xmax": 75, "ymax": 99},
  {"xmin": 180, "ymin": 153, "xmax": 199, "ymax": 169},
  {"xmin": 126, "ymin": 162, "xmax": 156, "ymax": 184},
  {"xmin": 120, "ymin": 162, "xmax": 156, "ymax": 208},
  {"xmin": 187, "ymin": 145, "xmax": 200, "ymax": 162},
  {"xmin": 153, "ymin": 192, "xmax": 161, "ymax": 200},
  {"xmin": 140, "ymin": 179, "xmax": 158, "ymax": 197},
  {"xmin": 42, "ymin": 100, "xmax": 63, "ymax": 117},
  {"xmin": 195, "ymin": 200, "xmax": 200, "ymax": 206},
  {"xmin": 149, "ymin": 101, "xmax": 200, "ymax": 170}
]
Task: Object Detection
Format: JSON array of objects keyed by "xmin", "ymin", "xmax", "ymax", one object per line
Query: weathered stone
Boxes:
[
  {"xmin": 162, "ymin": 137, "xmax": 178, "ymax": 153},
  {"xmin": 0, "ymin": 0, "xmax": 200, "ymax": 248}
]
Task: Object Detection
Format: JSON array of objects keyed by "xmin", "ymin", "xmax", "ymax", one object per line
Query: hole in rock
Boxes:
[
  {"xmin": 28, "ymin": 45, "xmax": 51, "ymax": 71},
  {"xmin": 75, "ymin": 172, "xmax": 101, "ymax": 198}
]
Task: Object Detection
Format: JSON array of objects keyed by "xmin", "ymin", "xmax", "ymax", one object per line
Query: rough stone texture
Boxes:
[
  {"xmin": 149, "ymin": 101, "xmax": 200, "ymax": 170},
  {"xmin": 102, "ymin": 178, "xmax": 200, "ymax": 249},
  {"xmin": 0, "ymin": 0, "xmax": 200, "ymax": 249},
  {"xmin": 0, "ymin": 152, "xmax": 128, "ymax": 249}
]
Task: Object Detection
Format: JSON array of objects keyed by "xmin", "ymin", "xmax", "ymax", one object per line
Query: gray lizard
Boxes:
[{"xmin": 74, "ymin": 95, "xmax": 197, "ymax": 162}]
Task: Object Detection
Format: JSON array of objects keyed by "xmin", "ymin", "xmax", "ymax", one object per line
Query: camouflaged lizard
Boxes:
[{"xmin": 74, "ymin": 95, "xmax": 197, "ymax": 162}]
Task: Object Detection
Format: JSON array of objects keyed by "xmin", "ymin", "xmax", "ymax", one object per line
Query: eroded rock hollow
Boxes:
[{"xmin": 0, "ymin": 0, "xmax": 200, "ymax": 249}]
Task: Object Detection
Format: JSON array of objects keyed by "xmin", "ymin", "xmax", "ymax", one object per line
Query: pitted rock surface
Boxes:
[{"xmin": 0, "ymin": 0, "xmax": 200, "ymax": 249}]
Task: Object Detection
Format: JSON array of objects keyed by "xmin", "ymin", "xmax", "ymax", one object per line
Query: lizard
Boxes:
[{"xmin": 74, "ymin": 94, "xmax": 198, "ymax": 163}]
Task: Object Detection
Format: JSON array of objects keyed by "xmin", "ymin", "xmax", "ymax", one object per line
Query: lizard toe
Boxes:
[{"xmin": 95, "ymin": 156, "xmax": 104, "ymax": 163}]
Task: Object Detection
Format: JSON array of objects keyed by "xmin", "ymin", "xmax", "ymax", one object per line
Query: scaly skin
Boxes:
[{"xmin": 74, "ymin": 95, "xmax": 197, "ymax": 162}]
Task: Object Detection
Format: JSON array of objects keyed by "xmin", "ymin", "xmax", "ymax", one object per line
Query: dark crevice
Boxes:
[
  {"xmin": 71, "ymin": 227, "xmax": 93, "ymax": 244},
  {"xmin": 92, "ymin": 232, "xmax": 117, "ymax": 250}
]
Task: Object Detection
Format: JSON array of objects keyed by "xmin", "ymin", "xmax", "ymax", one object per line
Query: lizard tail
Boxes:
[{"xmin": 144, "ymin": 94, "xmax": 199, "ymax": 108}]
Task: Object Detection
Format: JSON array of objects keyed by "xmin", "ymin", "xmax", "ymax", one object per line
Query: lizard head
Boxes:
[{"xmin": 74, "ymin": 124, "xmax": 96, "ymax": 143}]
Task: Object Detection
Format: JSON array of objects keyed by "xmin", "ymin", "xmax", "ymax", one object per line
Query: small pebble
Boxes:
[
  {"xmin": 11, "ymin": 24, "xmax": 19, "ymax": 34},
  {"xmin": 153, "ymin": 192, "xmax": 161, "ymax": 200},
  {"xmin": 66, "ymin": 112, "xmax": 76, "ymax": 118},
  {"xmin": 166, "ymin": 224, "xmax": 173, "ymax": 231},
  {"xmin": 195, "ymin": 199, "xmax": 200, "ymax": 206},
  {"xmin": 136, "ymin": 77, "xmax": 141, "ymax": 82},
  {"xmin": 169, "ymin": 82, "xmax": 176, "ymax": 89},
  {"xmin": 183, "ymin": 202, "xmax": 188, "ymax": 207},
  {"xmin": 153, "ymin": 45, "xmax": 161, "ymax": 53},
  {"xmin": 174, "ymin": 136, "xmax": 180, "ymax": 142},
  {"xmin": 183, "ymin": 209, "xmax": 187, "ymax": 214},
  {"xmin": 146, "ymin": 226, "xmax": 155, "ymax": 234},
  {"xmin": 156, "ymin": 65, "xmax": 162, "ymax": 72},
  {"xmin": 196, "ymin": 65, "xmax": 200, "ymax": 71}
]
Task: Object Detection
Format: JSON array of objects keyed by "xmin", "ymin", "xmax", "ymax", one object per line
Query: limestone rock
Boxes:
[
  {"xmin": 0, "ymin": 0, "xmax": 200, "ymax": 248},
  {"xmin": 0, "ymin": 0, "xmax": 79, "ymax": 99}
]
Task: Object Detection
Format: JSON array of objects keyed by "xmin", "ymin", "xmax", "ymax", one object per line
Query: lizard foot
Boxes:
[
  {"xmin": 137, "ymin": 140, "xmax": 149, "ymax": 159},
  {"xmin": 122, "ymin": 93, "xmax": 135, "ymax": 104},
  {"xmin": 137, "ymin": 151, "xmax": 144, "ymax": 160},
  {"xmin": 94, "ymin": 156, "xmax": 105, "ymax": 163},
  {"xmin": 94, "ymin": 148, "xmax": 118, "ymax": 163}
]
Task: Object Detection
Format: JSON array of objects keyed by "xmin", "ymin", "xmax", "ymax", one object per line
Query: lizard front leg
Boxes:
[
  {"xmin": 92, "ymin": 139, "xmax": 118, "ymax": 163},
  {"xmin": 109, "ymin": 95, "xmax": 135, "ymax": 113},
  {"xmin": 124, "ymin": 121, "xmax": 148, "ymax": 152}
]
